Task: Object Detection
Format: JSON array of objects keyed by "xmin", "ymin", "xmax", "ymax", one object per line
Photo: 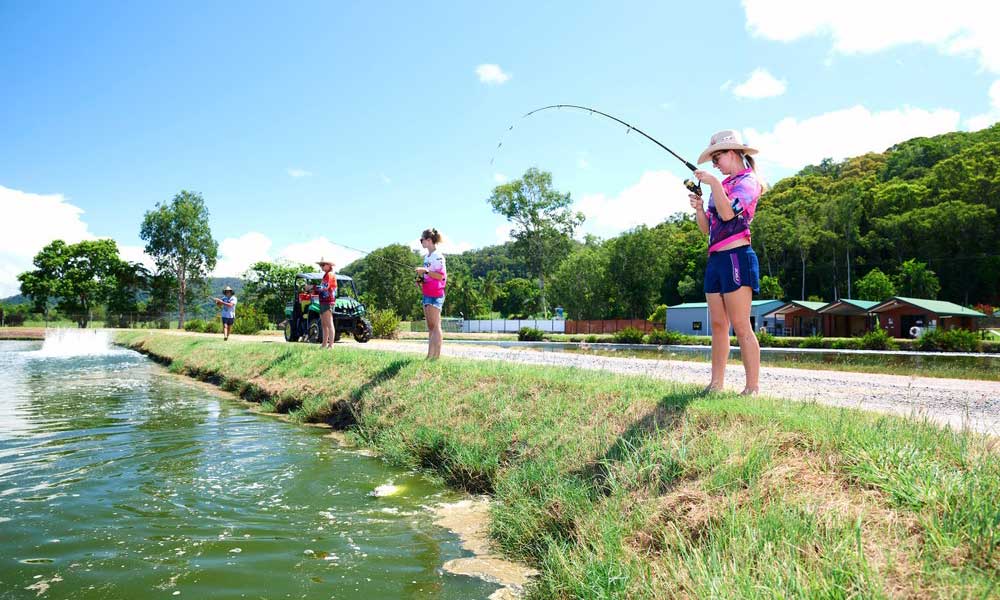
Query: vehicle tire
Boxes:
[
  {"xmin": 354, "ymin": 318, "xmax": 373, "ymax": 343},
  {"xmin": 333, "ymin": 327, "xmax": 343, "ymax": 343},
  {"xmin": 283, "ymin": 320, "xmax": 299, "ymax": 342},
  {"xmin": 307, "ymin": 318, "xmax": 321, "ymax": 343}
]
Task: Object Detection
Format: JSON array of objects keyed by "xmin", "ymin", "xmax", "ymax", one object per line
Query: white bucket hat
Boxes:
[{"xmin": 697, "ymin": 129, "xmax": 759, "ymax": 165}]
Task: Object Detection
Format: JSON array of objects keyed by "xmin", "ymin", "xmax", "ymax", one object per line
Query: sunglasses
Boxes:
[{"xmin": 711, "ymin": 150, "xmax": 728, "ymax": 164}]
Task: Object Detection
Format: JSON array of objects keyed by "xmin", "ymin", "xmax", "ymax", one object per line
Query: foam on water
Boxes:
[{"xmin": 31, "ymin": 328, "xmax": 123, "ymax": 358}]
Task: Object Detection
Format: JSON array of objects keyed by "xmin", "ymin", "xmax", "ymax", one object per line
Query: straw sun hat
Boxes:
[
  {"xmin": 697, "ymin": 129, "xmax": 759, "ymax": 165},
  {"xmin": 316, "ymin": 256, "xmax": 335, "ymax": 267}
]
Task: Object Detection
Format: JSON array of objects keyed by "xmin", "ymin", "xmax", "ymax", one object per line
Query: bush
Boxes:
[
  {"xmin": 859, "ymin": 327, "xmax": 898, "ymax": 350},
  {"xmin": 1, "ymin": 304, "xmax": 29, "ymax": 327},
  {"xmin": 647, "ymin": 304, "xmax": 667, "ymax": 324},
  {"xmin": 645, "ymin": 329, "xmax": 688, "ymax": 345},
  {"xmin": 799, "ymin": 334, "xmax": 825, "ymax": 349},
  {"xmin": 755, "ymin": 330, "xmax": 776, "ymax": 347},
  {"xmin": 915, "ymin": 328, "xmax": 981, "ymax": 352},
  {"xmin": 518, "ymin": 327, "xmax": 545, "ymax": 341},
  {"xmin": 585, "ymin": 335, "xmax": 599, "ymax": 344},
  {"xmin": 613, "ymin": 327, "xmax": 645, "ymax": 344},
  {"xmin": 183, "ymin": 319, "xmax": 207, "ymax": 333},
  {"xmin": 204, "ymin": 319, "xmax": 223, "ymax": 334},
  {"xmin": 369, "ymin": 308, "xmax": 402, "ymax": 339},
  {"xmin": 232, "ymin": 304, "xmax": 269, "ymax": 335},
  {"xmin": 831, "ymin": 338, "xmax": 862, "ymax": 350}
]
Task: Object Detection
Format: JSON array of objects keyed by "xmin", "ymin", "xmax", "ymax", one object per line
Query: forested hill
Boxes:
[{"xmin": 753, "ymin": 124, "xmax": 1000, "ymax": 306}]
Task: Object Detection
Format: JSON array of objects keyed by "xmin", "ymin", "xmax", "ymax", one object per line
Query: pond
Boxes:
[{"xmin": 0, "ymin": 334, "xmax": 499, "ymax": 599}]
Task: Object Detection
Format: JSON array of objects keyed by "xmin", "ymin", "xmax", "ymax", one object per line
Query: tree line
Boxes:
[{"xmin": 9, "ymin": 125, "xmax": 999, "ymax": 327}]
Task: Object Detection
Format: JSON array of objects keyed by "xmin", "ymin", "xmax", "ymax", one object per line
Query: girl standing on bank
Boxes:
[
  {"xmin": 317, "ymin": 257, "xmax": 337, "ymax": 349},
  {"xmin": 689, "ymin": 130, "xmax": 764, "ymax": 395},
  {"xmin": 415, "ymin": 228, "xmax": 446, "ymax": 360}
]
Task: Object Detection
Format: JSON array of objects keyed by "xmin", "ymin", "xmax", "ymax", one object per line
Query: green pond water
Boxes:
[{"xmin": 0, "ymin": 337, "xmax": 499, "ymax": 599}]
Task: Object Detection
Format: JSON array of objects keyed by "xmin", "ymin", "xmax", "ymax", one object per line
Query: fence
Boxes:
[
  {"xmin": 409, "ymin": 318, "xmax": 464, "ymax": 333},
  {"xmin": 462, "ymin": 319, "xmax": 566, "ymax": 334},
  {"xmin": 565, "ymin": 319, "xmax": 663, "ymax": 335}
]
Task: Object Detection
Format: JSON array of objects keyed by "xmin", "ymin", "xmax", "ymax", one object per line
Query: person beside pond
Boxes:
[
  {"xmin": 415, "ymin": 228, "xmax": 446, "ymax": 360},
  {"xmin": 317, "ymin": 257, "xmax": 337, "ymax": 349},
  {"xmin": 214, "ymin": 286, "xmax": 237, "ymax": 341},
  {"xmin": 688, "ymin": 130, "xmax": 764, "ymax": 395}
]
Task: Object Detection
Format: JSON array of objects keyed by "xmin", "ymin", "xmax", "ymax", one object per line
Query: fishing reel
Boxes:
[{"xmin": 684, "ymin": 179, "xmax": 702, "ymax": 197}]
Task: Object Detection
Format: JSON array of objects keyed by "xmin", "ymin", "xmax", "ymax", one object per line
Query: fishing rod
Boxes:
[
  {"xmin": 330, "ymin": 241, "xmax": 426, "ymax": 283},
  {"xmin": 493, "ymin": 104, "xmax": 703, "ymax": 197}
]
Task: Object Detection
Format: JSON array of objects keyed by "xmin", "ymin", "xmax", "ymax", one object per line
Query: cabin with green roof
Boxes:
[
  {"xmin": 761, "ymin": 300, "xmax": 827, "ymax": 336},
  {"xmin": 869, "ymin": 297, "xmax": 986, "ymax": 338},
  {"xmin": 818, "ymin": 299, "xmax": 879, "ymax": 337}
]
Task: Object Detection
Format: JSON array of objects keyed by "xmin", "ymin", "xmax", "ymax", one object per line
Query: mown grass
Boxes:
[{"xmin": 117, "ymin": 331, "xmax": 1000, "ymax": 599}]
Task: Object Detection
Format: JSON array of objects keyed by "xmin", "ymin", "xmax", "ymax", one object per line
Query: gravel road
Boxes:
[{"xmin": 355, "ymin": 340, "xmax": 1000, "ymax": 435}]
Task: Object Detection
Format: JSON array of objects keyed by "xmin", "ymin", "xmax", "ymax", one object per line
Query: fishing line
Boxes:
[
  {"xmin": 491, "ymin": 104, "xmax": 703, "ymax": 197},
  {"xmin": 329, "ymin": 241, "xmax": 424, "ymax": 283}
]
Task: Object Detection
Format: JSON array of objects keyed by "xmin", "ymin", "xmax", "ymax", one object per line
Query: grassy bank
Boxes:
[{"xmin": 117, "ymin": 331, "xmax": 999, "ymax": 599}]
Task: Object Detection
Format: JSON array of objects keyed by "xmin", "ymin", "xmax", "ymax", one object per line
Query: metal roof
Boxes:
[
  {"xmin": 668, "ymin": 300, "xmax": 784, "ymax": 309},
  {"xmin": 869, "ymin": 296, "xmax": 985, "ymax": 317},
  {"xmin": 297, "ymin": 272, "xmax": 354, "ymax": 281},
  {"xmin": 817, "ymin": 299, "xmax": 879, "ymax": 315}
]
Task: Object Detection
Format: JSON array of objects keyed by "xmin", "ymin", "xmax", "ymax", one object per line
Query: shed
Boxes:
[
  {"xmin": 818, "ymin": 299, "xmax": 878, "ymax": 337},
  {"xmin": 666, "ymin": 300, "xmax": 785, "ymax": 336},
  {"xmin": 761, "ymin": 301, "xmax": 827, "ymax": 336},
  {"xmin": 869, "ymin": 297, "xmax": 986, "ymax": 338}
]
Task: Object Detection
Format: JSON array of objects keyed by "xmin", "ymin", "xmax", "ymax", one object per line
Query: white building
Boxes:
[{"xmin": 666, "ymin": 300, "xmax": 786, "ymax": 336}]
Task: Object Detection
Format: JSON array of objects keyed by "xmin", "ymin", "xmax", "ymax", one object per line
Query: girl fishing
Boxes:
[
  {"xmin": 415, "ymin": 228, "xmax": 446, "ymax": 360},
  {"xmin": 689, "ymin": 130, "xmax": 764, "ymax": 395},
  {"xmin": 316, "ymin": 257, "xmax": 337, "ymax": 349}
]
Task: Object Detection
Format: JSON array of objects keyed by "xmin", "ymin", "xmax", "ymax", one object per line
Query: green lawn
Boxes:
[{"xmin": 117, "ymin": 331, "xmax": 1000, "ymax": 599}]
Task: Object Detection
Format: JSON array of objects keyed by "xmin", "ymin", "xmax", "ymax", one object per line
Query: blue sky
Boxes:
[{"xmin": 2, "ymin": 0, "xmax": 998, "ymax": 295}]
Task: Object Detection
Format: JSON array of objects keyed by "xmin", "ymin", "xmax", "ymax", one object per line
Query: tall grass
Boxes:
[{"xmin": 117, "ymin": 331, "xmax": 1000, "ymax": 599}]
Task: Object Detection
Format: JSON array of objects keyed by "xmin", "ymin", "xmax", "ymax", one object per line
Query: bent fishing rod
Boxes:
[
  {"xmin": 494, "ymin": 104, "xmax": 704, "ymax": 196},
  {"xmin": 330, "ymin": 241, "xmax": 426, "ymax": 283}
]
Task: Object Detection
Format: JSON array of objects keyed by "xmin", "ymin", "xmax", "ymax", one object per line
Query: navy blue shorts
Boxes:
[
  {"xmin": 704, "ymin": 246, "xmax": 759, "ymax": 295},
  {"xmin": 222, "ymin": 317, "xmax": 235, "ymax": 326}
]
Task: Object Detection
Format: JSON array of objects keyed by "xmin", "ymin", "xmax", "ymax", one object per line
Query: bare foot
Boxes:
[
  {"xmin": 740, "ymin": 388, "xmax": 759, "ymax": 396},
  {"xmin": 700, "ymin": 384, "xmax": 724, "ymax": 395}
]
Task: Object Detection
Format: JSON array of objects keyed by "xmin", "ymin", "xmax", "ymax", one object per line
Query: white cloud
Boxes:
[
  {"xmin": 575, "ymin": 171, "xmax": 691, "ymax": 237},
  {"xmin": 0, "ymin": 185, "xmax": 96, "ymax": 297},
  {"xmin": 743, "ymin": 0, "xmax": 1000, "ymax": 73},
  {"xmin": 212, "ymin": 232, "xmax": 273, "ymax": 277},
  {"xmin": 493, "ymin": 173, "xmax": 508, "ymax": 183},
  {"xmin": 286, "ymin": 168, "xmax": 312, "ymax": 178},
  {"xmin": 475, "ymin": 63, "xmax": 511, "ymax": 85},
  {"xmin": 277, "ymin": 237, "xmax": 364, "ymax": 271},
  {"xmin": 744, "ymin": 105, "xmax": 961, "ymax": 171},
  {"xmin": 118, "ymin": 244, "xmax": 155, "ymax": 270},
  {"xmin": 730, "ymin": 68, "xmax": 787, "ymax": 99},
  {"xmin": 495, "ymin": 225, "xmax": 512, "ymax": 244},
  {"xmin": 966, "ymin": 80, "xmax": 1000, "ymax": 131}
]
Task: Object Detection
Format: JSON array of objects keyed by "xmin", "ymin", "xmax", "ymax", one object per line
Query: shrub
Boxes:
[
  {"xmin": 232, "ymin": 304, "xmax": 269, "ymax": 335},
  {"xmin": 860, "ymin": 327, "xmax": 898, "ymax": 350},
  {"xmin": 647, "ymin": 304, "xmax": 667, "ymax": 324},
  {"xmin": 645, "ymin": 329, "xmax": 687, "ymax": 345},
  {"xmin": 1, "ymin": 304, "xmax": 28, "ymax": 327},
  {"xmin": 613, "ymin": 327, "xmax": 645, "ymax": 344},
  {"xmin": 831, "ymin": 338, "xmax": 862, "ymax": 350},
  {"xmin": 518, "ymin": 327, "xmax": 545, "ymax": 341},
  {"xmin": 204, "ymin": 319, "xmax": 223, "ymax": 334},
  {"xmin": 799, "ymin": 334, "xmax": 825, "ymax": 348},
  {"xmin": 585, "ymin": 335, "xmax": 599, "ymax": 344},
  {"xmin": 183, "ymin": 319, "xmax": 207, "ymax": 333},
  {"xmin": 755, "ymin": 330, "xmax": 776, "ymax": 347},
  {"xmin": 369, "ymin": 308, "xmax": 402, "ymax": 339},
  {"xmin": 915, "ymin": 328, "xmax": 981, "ymax": 352}
]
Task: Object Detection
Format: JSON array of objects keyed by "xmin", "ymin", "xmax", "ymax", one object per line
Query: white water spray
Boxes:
[{"xmin": 33, "ymin": 329, "xmax": 119, "ymax": 358}]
